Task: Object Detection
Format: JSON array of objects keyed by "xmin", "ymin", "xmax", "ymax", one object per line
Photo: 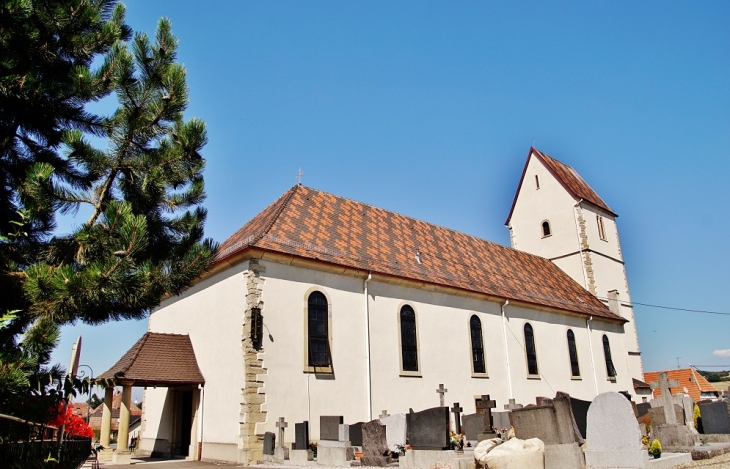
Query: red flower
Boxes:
[{"xmin": 47, "ymin": 402, "xmax": 94, "ymax": 438}]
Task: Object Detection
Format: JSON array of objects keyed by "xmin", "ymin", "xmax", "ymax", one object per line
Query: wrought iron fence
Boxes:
[{"xmin": 0, "ymin": 436, "xmax": 91, "ymax": 468}]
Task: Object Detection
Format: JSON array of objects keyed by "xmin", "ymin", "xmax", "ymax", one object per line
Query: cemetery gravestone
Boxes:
[
  {"xmin": 361, "ymin": 420, "xmax": 390, "ymax": 467},
  {"xmin": 263, "ymin": 432, "xmax": 275, "ymax": 455},
  {"xmin": 504, "ymin": 398, "xmax": 523, "ymax": 411},
  {"xmin": 649, "ymin": 372, "xmax": 699, "ymax": 447},
  {"xmin": 295, "ymin": 421, "xmax": 309, "ymax": 451},
  {"xmin": 569, "ymin": 396, "xmax": 591, "ymax": 439},
  {"xmin": 275, "ymin": 417, "xmax": 289, "ymax": 460},
  {"xmin": 451, "ymin": 403, "xmax": 463, "ymax": 434},
  {"xmin": 462, "ymin": 413, "xmax": 485, "ymax": 442},
  {"xmin": 380, "ymin": 413, "xmax": 407, "ymax": 449},
  {"xmin": 407, "ymin": 407, "xmax": 450, "ymax": 449},
  {"xmin": 437, "ymin": 384, "xmax": 448, "ymax": 407},
  {"xmin": 698, "ymin": 401, "xmax": 730, "ymax": 434},
  {"xmin": 349, "ymin": 422, "xmax": 364, "ymax": 447},
  {"xmin": 491, "ymin": 412, "xmax": 511, "ymax": 432},
  {"xmin": 650, "ymin": 372, "xmax": 680, "ymax": 425},
  {"xmin": 476, "ymin": 395, "xmax": 497, "ymax": 437},
  {"xmin": 584, "ymin": 392, "xmax": 647, "ymax": 469},
  {"xmin": 338, "ymin": 424, "xmax": 349, "ymax": 443},
  {"xmin": 320, "ymin": 416, "xmax": 344, "ymax": 441}
]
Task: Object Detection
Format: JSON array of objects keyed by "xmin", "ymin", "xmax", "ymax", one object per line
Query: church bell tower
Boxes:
[{"xmin": 505, "ymin": 147, "xmax": 644, "ymax": 383}]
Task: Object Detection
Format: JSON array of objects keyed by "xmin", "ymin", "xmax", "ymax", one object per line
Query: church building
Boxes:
[{"xmin": 99, "ymin": 147, "xmax": 644, "ymax": 464}]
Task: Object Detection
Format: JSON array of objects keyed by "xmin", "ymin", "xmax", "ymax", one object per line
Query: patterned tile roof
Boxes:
[
  {"xmin": 98, "ymin": 333, "xmax": 204, "ymax": 386},
  {"xmin": 217, "ymin": 185, "xmax": 622, "ymax": 321},
  {"xmin": 506, "ymin": 148, "xmax": 616, "ymax": 224},
  {"xmin": 643, "ymin": 368, "xmax": 720, "ymax": 402}
]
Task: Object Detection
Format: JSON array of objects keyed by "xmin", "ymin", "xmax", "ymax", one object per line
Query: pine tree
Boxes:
[{"xmin": 0, "ymin": 0, "xmax": 216, "ymax": 426}]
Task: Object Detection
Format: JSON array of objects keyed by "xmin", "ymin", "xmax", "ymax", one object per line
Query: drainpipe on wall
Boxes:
[
  {"xmin": 364, "ymin": 273, "xmax": 373, "ymax": 421},
  {"xmin": 572, "ymin": 199, "xmax": 588, "ymax": 290},
  {"xmin": 501, "ymin": 300, "xmax": 513, "ymax": 400},
  {"xmin": 586, "ymin": 316, "xmax": 599, "ymax": 396},
  {"xmin": 198, "ymin": 384, "xmax": 204, "ymax": 461}
]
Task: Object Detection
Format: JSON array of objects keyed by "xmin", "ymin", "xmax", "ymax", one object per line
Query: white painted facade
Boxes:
[
  {"xmin": 506, "ymin": 151, "xmax": 643, "ymax": 381},
  {"xmin": 140, "ymin": 254, "xmax": 633, "ymax": 464}
]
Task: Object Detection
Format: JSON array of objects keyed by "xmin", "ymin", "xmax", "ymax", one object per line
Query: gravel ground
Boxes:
[{"xmin": 675, "ymin": 452, "xmax": 730, "ymax": 469}]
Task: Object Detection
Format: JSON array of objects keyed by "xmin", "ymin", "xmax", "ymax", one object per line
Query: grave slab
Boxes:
[
  {"xmin": 462, "ymin": 413, "xmax": 485, "ymax": 442},
  {"xmin": 400, "ymin": 449, "xmax": 473, "ymax": 469},
  {"xmin": 263, "ymin": 432, "xmax": 276, "ymax": 455},
  {"xmin": 274, "ymin": 446, "xmax": 289, "ymax": 461},
  {"xmin": 289, "ymin": 449, "xmax": 314, "ymax": 465},
  {"xmin": 349, "ymin": 422, "xmax": 364, "ymax": 447},
  {"xmin": 316, "ymin": 445, "xmax": 355, "ymax": 466},
  {"xmin": 544, "ymin": 442, "xmax": 585, "ymax": 469},
  {"xmin": 646, "ymin": 452, "xmax": 692, "ymax": 469},
  {"xmin": 338, "ymin": 424, "xmax": 350, "ymax": 442},
  {"xmin": 295, "ymin": 421, "xmax": 310, "ymax": 451}
]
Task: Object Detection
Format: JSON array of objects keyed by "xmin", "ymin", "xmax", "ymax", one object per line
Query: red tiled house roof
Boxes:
[
  {"xmin": 506, "ymin": 148, "xmax": 616, "ymax": 225},
  {"xmin": 643, "ymin": 368, "xmax": 720, "ymax": 402},
  {"xmin": 98, "ymin": 333, "xmax": 205, "ymax": 386},
  {"xmin": 215, "ymin": 185, "xmax": 622, "ymax": 322}
]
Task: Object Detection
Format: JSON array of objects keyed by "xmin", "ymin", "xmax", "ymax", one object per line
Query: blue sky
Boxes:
[{"xmin": 51, "ymin": 1, "xmax": 730, "ymax": 398}]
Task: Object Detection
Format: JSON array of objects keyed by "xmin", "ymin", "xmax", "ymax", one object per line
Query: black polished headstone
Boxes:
[
  {"xmin": 349, "ymin": 422, "xmax": 364, "ymax": 446},
  {"xmin": 295, "ymin": 421, "xmax": 309, "ymax": 450},
  {"xmin": 263, "ymin": 432, "xmax": 276, "ymax": 455},
  {"xmin": 406, "ymin": 407, "xmax": 449, "ymax": 450},
  {"xmin": 699, "ymin": 401, "xmax": 730, "ymax": 434},
  {"xmin": 636, "ymin": 403, "xmax": 651, "ymax": 418},
  {"xmin": 569, "ymin": 396, "xmax": 591, "ymax": 439},
  {"xmin": 320, "ymin": 416, "xmax": 344, "ymax": 441}
]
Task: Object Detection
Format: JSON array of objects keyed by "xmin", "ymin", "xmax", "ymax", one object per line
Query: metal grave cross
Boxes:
[
  {"xmin": 276, "ymin": 417, "xmax": 288, "ymax": 448},
  {"xmin": 451, "ymin": 402, "xmax": 463, "ymax": 434},
  {"xmin": 504, "ymin": 398, "xmax": 523, "ymax": 411},
  {"xmin": 437, "ymin": 384, "xmax": 448, "ymax": 406},
  {"xmin": 476, "ymin": 395, "xmax": 497, "ymax": 432},
  {"xmin": 380, "ymin": 410, "xmax": 390, "ymax": 419},
  {"xmin": 649, "ymin": 372, "xmax": 681, "ymax": 425}
]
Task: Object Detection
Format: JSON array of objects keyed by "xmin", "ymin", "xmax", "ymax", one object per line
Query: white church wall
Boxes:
[
  {"xmin": 251, "ymin": 259, "xmax": 635, "ymax": 444},
  {"xmin": 256, "ymin": 260, "xmax": 370, "ymax": 443},
  {"xmin": 138, "ymin": 387, "xmax": 173, "ymax": 455},
  {"xmin": 146, "ymin": 261, "xmax": 249, "ymax": 447}
]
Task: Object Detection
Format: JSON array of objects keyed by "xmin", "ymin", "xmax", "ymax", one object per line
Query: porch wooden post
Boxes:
[
  {"xmin": 117, "ymin": 382, "xmax": 133, "ymax": 452},
  {"xmin": 100, "ymin": 386, "xmax": 114, "ymax": 447}
]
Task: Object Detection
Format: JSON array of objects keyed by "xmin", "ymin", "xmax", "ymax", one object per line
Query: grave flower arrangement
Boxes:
[
  {"xmin": 648, "ymin": 439, "xmax": 662, "ymax": 459},
  {"xmin": 449, "ymin": 432, "xmax": 464, "ymax": 450}
]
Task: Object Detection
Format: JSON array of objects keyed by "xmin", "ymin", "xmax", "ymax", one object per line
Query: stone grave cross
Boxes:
[
  {"xmin": 503, "ymin": 398, "xmax": 523, "ymax": 411},
  {"xmin": 380, "ymin": 410, "xmax": 390, "ymax": 419},
  {"xmin": 451, "ymin": 402, "xmax": 463, "ymax": 434},
  {"xmin": 437, "ymin": 384, "xmax": 448, "ymax": 406},
  {"xmin": 476, "ymin": 395, "xmax": 497, "ymax": 432},
  {"xmin": 650, "ymin": 372, "xmax": 680, "ymax": 425},
  {"xmin": 276, "ymin": 417, "xmax": 288, "ymax": 448}
]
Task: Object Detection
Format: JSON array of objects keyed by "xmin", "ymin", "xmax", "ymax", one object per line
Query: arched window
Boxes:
[
  {"xmin": 400, "ymin": 305, "xmax": 418, "ymax": 372},
  {"xmin": 603, "ymin": 335, "xmax": 617, "ymax": 378},
  {"xmin": 308, "ymin": 291, "xmax": 330, "ymax": 367},
  {"xmin": 542, "ymin": 221, "xmax": 551, "ymax": 237},
  {"xmin": 567, "ymin": 329, "xmax": 580, "ymax": 377},
  {"xmin": 470, "ymin": 315, "xmax": 486, "ymax": 374},
  {"xmin": 524, "ymin": 323, "xmax": 539, "ymax": 375}
]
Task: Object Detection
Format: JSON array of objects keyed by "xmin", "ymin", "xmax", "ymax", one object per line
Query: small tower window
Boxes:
[
  {"xmin": 597, "ymin": 216, "xmax": 606, "ymax": 241},
  {"xmin": 541, "ymin": 221, "xmax": 551, "ymax": 237},
  {"xmin": 535, "ymin": 175, "xmax": 540, "ymax": 189}
]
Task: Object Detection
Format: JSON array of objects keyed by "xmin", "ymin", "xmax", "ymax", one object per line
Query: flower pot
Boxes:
[{"xmin": 653, "ymin": 453, "xmax": 661, "ymax": 459}]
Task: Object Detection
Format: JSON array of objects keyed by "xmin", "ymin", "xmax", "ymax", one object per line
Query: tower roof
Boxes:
[
  {"xmin": 214, "ymin": 184, "xmax": 623, "ymax": 322},
  {"xmin": 505, "ymin": 148, "xmax": 617, "ymax": 225}
]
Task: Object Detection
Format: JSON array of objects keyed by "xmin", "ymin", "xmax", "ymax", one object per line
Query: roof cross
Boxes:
[{"xmin": 296, "ymin": 168, "xmax": 304, "ymax": 185}]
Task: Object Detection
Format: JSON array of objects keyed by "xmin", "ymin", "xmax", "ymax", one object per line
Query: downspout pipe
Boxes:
[
  {"xmin": 586, "ymin": 316, "xmax": 599, "ymax": 396},
  {"xmin": 501, "ymin": 300, "xmax": 513, "ymax": 399},
  {"xmin": 198, "ymin": 384, "xmax": 204, "ymax": 461},
  {"xmin": 364, "ymin": 273, "xmax": 373, "ymax": 421}
]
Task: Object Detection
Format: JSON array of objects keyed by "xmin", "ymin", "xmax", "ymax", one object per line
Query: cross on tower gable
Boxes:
[{"xmin": 436, "ymin": 384, "xmax": 448, "ymax": 406}]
